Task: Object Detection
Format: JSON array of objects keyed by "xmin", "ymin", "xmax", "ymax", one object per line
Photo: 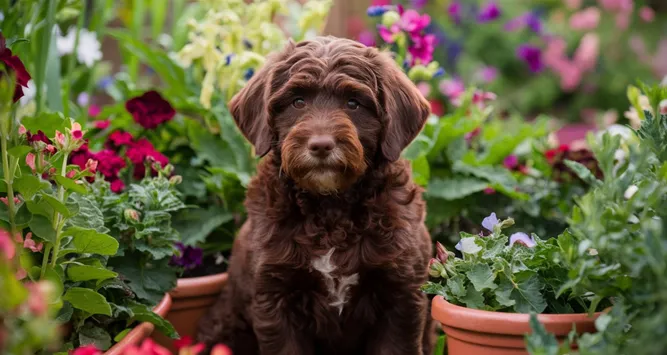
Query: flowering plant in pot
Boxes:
[
  {"xmin": 423, "ymin": 211, "xmax": 610, "ymax": 354},
  {"xmin": 0, "ymin": 34, "xmax": 179, "ymax": 352},
  {"xmin": 526, "ymin": 82, "xmax": 667, "ymax": 355}
]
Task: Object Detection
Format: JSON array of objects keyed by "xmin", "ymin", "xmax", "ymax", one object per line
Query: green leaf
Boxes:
[
  {"xmin": 64, "ymin": 193, "xmax": 108, "ymax": 233},
  {"xmin": 65, "ymin": 227, "xmax": 119, "ymax": 256},
  {"xmin": 67, "ymin": 264, "xmax": 118, "ymax": 282},
  {"xmin": 461, "ymin": 284, "xmax": 485, "ymax": 309},
  {"xmin": 411, "ymin": 155, "xmax": 430, "ymax": 187},
  {"xmin": 466, "ymin": 264, "xmax": 498, "ymax": 292},
  {"xmin": 63, "ymin": 287, "xmax": 112, "ymax": 316},
  {"xmin": 174, "ymin": 206, "xmax": 234, "ymax": 246},
  {"xmin": 420, "ymin": 281, "xmax": 447, "ymax": 296},
  {"xmin": 14, "ymin": 175, "xmax": 51, "ymax": 200},
  {"xmin": 426, "ymin": 177, "xmax": 489, "ymax": 200},
  {"xmin": 15, "ymin": 203, "xmax": 32, "ymax": 226},
  {"xmin": 20, "ymin": 112, "xmax": 68, "ymax": 138},
  {"xmin": 129, "ymin": 302, "xmax": 179, "ymax": 339},
  {"xmin": 54, "ymin": 175, "xmax": 87, "ymax": 194},
  {"xmin": 433, "ymin": 335, "xmax": 446, "ymax": 355},
  {"xmin": 110, "ymin": 254, "xmax": 177, "ymax": 304},
  {"xmin": 525, "ymin": 314, "xmax": 560, "ymax": 355},
  {"xmin": 41, "ymin": 193, "xmax": 71, "ymax": 217},
  {"xmin": 511, "ymin": 276, "xmax": 547, "ymax": 313},
  {"xmin": 29, "ymin": 215, "xmax": 57, "ymax": 243},
  {"xmin": 114, "ymin": 329, "xmax": 132, "ymax": 343},
  {"xmin": 494, "ymin": 279, "xmax": 516, "ymax": 308},
  {"xmin": 56, "ymin": 302, "xmax": 74, "ymax": 323},
  {"xmin": 79, "ymin": 325, "xmax": 112, "ymax": 351},
  {"xmin": 45, "ymin": 24, "xmax": 63, "ymax": 111},
  {"xmin": 7, "ymin": 145, "xmax": 33, "ymax": 158},
  {"xmin": 446, "ymin": 275, "xmax": 467, "ymax": 298}
]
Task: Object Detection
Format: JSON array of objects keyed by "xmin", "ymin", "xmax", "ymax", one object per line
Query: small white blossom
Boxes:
[
  {"xmin": 57, "ymin": 27, "xmax": 76, "ymax": 55},
  {"xmin": 19, "ymin": 80, "xmax": 40, "ymax": 106},
  {"xmin": 76, "ymin": 29, "xmax": 102, "ymax": 67},
  {"xmin": 624, "ymin": 185, "xmax": 638, "ymax": 200},
  {"xmin": 455, "ymin": 237, "xmax": 482, "ymax": 255},
  {"xmin": 0, "ymin": 12, "xmax": 4, "ymax": 22}
]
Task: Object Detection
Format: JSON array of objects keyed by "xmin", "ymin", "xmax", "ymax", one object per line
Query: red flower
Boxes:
[
  {"xmin": 174, "ymin": 336, "xmax": 194, "ymax": 350},
  {"xmin": 106, "ymin": 130, "xmax": 134, "ymax": 150},
  {"xmin": 94, "ymin": 119, "xmax": 110, "ymax": 129},
  {"xmin": 133, "ymin": 150, "xmax": 169, "ymax": 180},
  {"xmin": 0, "ymin": 33, "xmax": 31, "ymax": 102},
  {"xmin": 93, "ymin": 149, "xmax": 126, "ymax": 179},
  {"xmin": 26, "ymin": 130, "xmax": 52, "ymax": 145},
  {"xmin": 125, "ymin": 90, "xmax": 176, "ymax": 129},
  {"xmin": 70, "ymin": 345, "xmax": 101, "ymax": 355},
  {"xmin": 110, "ymin": 179, "xmax": 125, "ymax": 193},
  {"xmin": 126, "ymin": 138, "xmax": 169, "ymax": 179},
  {"xmin": 70, "ymin": 143, "xmax": 94, "ymax": 170}
]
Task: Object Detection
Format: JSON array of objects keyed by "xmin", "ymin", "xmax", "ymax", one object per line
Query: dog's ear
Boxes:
[
  {"xmin": 229, "ymin": 41, "xmax": 295, "ymax": 157},
  {"xmin": 378, "ymin": 55, "xmax": 431, "ymax": 162}
]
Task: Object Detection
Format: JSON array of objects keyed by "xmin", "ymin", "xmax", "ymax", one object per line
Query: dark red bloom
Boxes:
[
  {"xmin": 94, "ymin": 119, "xmax": 110, "ymax": 129},
  {"xmin": 126, "ymin": 138, "xmax": 170, "ymax": 179},
  {"xmin": 106, "ymin": 130, "xmax": 134, "ymax": 150},
  {"xmin": 93, "ymin": 149, "xmax": 126, "ymax": 179},
  {"xmin": 125, "ymin": 90, "xmax": 176, "ymax": 129},
  {"xmin": 109, "ymin": 179, "xmax": 125, "ymax": 193},
  {"xmin": 70, "ymin": 143, "xmax": 93, "ymax": 170},
  {"xmin": 133, "ymin": 150, "xmax": 169, "ymax": 180},
  {"xmin": 26, "ymin": 130, "xmax": 52, "ymax": 145},
  {"xmin": 0, "ymin": 33, "xmax": 31, "ymax": 102}
]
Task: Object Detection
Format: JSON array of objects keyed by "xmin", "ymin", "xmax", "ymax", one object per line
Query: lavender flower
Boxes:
[
  {"xmin": 170, "ymin": 242, "xmax": 203, "ymax": 271},
  {"xmin": 482, "ymin": 212, "xmax": 499, "ymax": 232},
  {"xmin": 367, "ymin": 5, "xmax": 392, "ymax": 17},
  {"xmin": 516, "ymin": 44, "xmax": 544, "ymax": 73},
  {"xmin": 477, "ymin": 2, "xmax": 501, "ymax": 23},
  {"xmin": 509, "ymin": 232, "xmax": 537, "ymax": 248},
  {"xmin": 448, "ymin": 1, "xmax": 462, "ymax": 23},
  {"xmin": 504, "ymin": 12, "xmax": 542, "ymax": 33}
]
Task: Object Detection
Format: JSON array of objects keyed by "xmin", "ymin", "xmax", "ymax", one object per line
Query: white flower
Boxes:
[
  {"xmin": 454, "ymin": 237, "xmax": 482, "ymax": 255},
  {"xmin": 24, "ymin": 23, "xmax": 33, "ymax": 37},
  {"xmin": 19, "ymin": 80, "xmax": 37, "ymax": 106},
  {"xmin": 0, "ymin": 12, "xmax": 4, "ymax": 22},
  {"xmin": 624, "ymin": 185, "xmax": 638, "ymax": 200},
  {"xmin": 57, "ymin": 27, "xmax": 76, "ymax": 55},
  {"xmin": 76, "ymin": 29, "xmax": 102, "ymax": 67}
]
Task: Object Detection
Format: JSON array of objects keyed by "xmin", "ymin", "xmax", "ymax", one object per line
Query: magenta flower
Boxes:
[
  {"xmin": 408, "ymin": 33, "xmax": 436, "ymax": 65},
  {"xmin": 472, "ymin": 90, "xmax": 497, "ymax": 109},
  {"xmin": 503, "ymin": 155, "xmax": 518, "ymax": 169},
  {"xmin": 439, "ymin": 77, "xmax": 465, "ymax": 102},
  {"xmin": 357, "ymin": 30, "xmax": 376, "ymax": 47},
  {"xmin": 377, "ymin": 24, "xmax": 401, "ymax": 43},
  {"xmin": 398, "ymin": 8, "xmax": 431, "ymax": 34},
  {"xmin": 516, "ymin": 44, "xmax": 544, "ymax": 73},
  {"xmin": 504, "ymin": 12, "xmax": 542, "ymax": 33},
  {"xmin": 509, "ymin": 232, "xmax": 536, "ymax": 248},
  {"xmin": 476, "ymin": 66, "xmax": 498, "ymax": 83},
  {"xmin": 477, "ymin": 2, "xmax": 501, "ymax": 22},
  {"xmin": 448, "ymin": 1, "xmax": 462, "ymax": 23}
]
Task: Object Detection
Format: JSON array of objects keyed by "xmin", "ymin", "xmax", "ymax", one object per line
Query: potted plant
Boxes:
[
  {"xmin": 525, "ymin": 82, "xmax": 667, "ymax": 355},
  {"xmin": 423, "ymin": 212, "xmax": 609, "ymax": 354}
]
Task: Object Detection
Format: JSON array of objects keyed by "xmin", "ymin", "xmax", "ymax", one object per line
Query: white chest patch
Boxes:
[{"xmin": 311, "ymin": 248, "xmax": 359, "ymax": 315}]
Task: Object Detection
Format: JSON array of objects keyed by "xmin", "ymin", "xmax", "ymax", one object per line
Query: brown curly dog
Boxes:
[{"xmin": 197, "ymin": 36, "xmax": 434, "ymax": 355}]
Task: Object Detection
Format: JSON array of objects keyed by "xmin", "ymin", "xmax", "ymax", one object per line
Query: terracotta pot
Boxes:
[
  {"xmin": 431, "ymin": 296, "xmax": 601, "ymax": 355},
  {"xmin": 152, "ymin": 273, "xmax": 228, "ymax": 352},
  {"xmin": 105, "ymin": 294, "xmax": 172, "ymax": 355}
]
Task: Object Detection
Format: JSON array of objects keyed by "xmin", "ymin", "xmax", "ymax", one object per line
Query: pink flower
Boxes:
[
  {"xmin": 448, "ymin": 1, "xmax": 462, "ymax": 23},
  {"xmin": 55, "ymin": 130, "xmax": 66, "ymax": 148},
  {"xmin": 477, "ymin": 2, "xmax": 501, "ymax": 23},
  {"xmin": 639, "ymin": 6, "xmax": 655, "ymax": 22},
  {"xmin": 25, "ymin": 281, "xmax": 50, "ymax": 316},
  {"xmin": 573, "ymin": 33, "xmax": 600, "ymax": 72},
  {"xmin": 106, "ymin": 130, "xmax": 134, "ymax": 150},
  {"xmin": 516, "ymin": 44, "xmax": 544, "ymax": 73},
  {"xmin": 122, "ymin": 339, "xmax": 171, "ymax": 355},
  {"xmin": 615, "ymin": 11, "xmax": 631, "ymax": 30},
  {"xmin": 15, "ymin": 267, "xmax": 27, "ymax": 280},
  {"xmin": 483, "ymin": 187, "xmax": 496, "ymax": 195},
  {"xmin": 509, "ymin": 232, "xmax": 536, "ymax": 248},
  {"xmin": 23, "ymin": 232, "xmax": 43, "ymax": 252},
  {"xmin": 85, "ymin": 159, "xmax": 98, "ymax": 173},
  {"xmin": 439, "ymin": 77, "xmax": 466, "ymax": 104},
  {"xmin": 18, "ymin": 125, "xmax": 27, "ymax": 135},
  {"xmin": 88, "ymin": 104, "xmax": 101, "ymax": 117},
  {"xmin": 211, "ymin": 344, "xmax": 233, "ymax": 355},
  {"xmin": 93, "ymin": 149, "xmax": 126, "ymax": 179},
  {"xmin": 357, "ymin": 30, "xmax": 376, "ymax": 47},
  {"xmin": 66, "ymin": 170, "xmax": 76, "ymax": 178},
  {"xmin": 94, "ymin": 119, "xmax": 110, "ymax": 130},
  {"xmin": 110, "ymin": 179, "xmax": 125, "ymax": 193},
  {"xmin": 398, "ymin": 6, "xmax": 431, "ymax": 34},
  {"xmin": 377, "ymin": 24, "xmax": 401, "ymax": 43},
  {"xmin": 0, "ymin": 196, "xmax": 20, "ymax": 206},
  {"xmin": 46, "ymin": 145, "xmax": 56, "ymax": 154},
  {"xmin": 416, "ymin": 82, "xmax": 431, "ymax": 97},
  {"xmin": 503, "ymin": 155, "xmax": 519, "ymax": 169},
  {"xmin": 26, "ymin": 152, "xmax": 36, "ymax": 172},
  {"xmin": 125, "ymin": 91, "xmax": 176, "ymax": 129},
  {"xmin": 597, "ymin": 0, "xmax": 632, "ymax": 12},
  {"xmin": 472, "ymin": 90, "xmax": 497, "ymax": 109},
  {"xmin": 475, "ymin": 66, "xmax": 498, "ymax": 83},
  {"xmin": 0, "ymin": 229, "xmax": 15, "ymax": 260},
  {"xmin": 569, "ymin": 7, "xmax": 600, "ymax": 30},
  {"xmin": 71, "ymin": 122, "xmax": 83, "ymax": 140},
  {"xmin": 70, "ymin": 345, "xmax": 102, "ymax": 355}
]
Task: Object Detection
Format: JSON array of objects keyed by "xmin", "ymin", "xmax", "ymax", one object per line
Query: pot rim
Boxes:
[
  {"xmin": 171, "ymin": 272, "xmax": 228, "ymax": 299},
  {"xmin": 105, "ymin": 293, "xmax": 172, "ymax": 354},
  {"xmin": 431, "ymin": 296, "xmax": 601, "ymax": 336}
]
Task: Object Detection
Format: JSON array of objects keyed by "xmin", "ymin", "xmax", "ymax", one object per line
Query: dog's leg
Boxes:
[{"xmin": 365, "ymin": 289, "xmax": 428, "ymax": 355}]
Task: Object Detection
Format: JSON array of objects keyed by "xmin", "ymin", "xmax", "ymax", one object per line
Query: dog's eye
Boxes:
[
  {"xmin": 346, "ymin": 99, "xmax": 360, "ymax": 110},
  {"xmin": 293, "ymin": 98, "xmax": 306, "ymax": 109}
]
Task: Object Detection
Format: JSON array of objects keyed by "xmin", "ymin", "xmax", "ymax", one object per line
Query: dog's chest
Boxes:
[{"xmin": 310, "ymin": 248, "xmax": 359, "ymax": 315}]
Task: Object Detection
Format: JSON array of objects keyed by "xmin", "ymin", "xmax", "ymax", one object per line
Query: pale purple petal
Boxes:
[
  {"xmin": 455, "ymin": 240, "xmax": 462, "ymax": 251},
  {"xmin": 509, "ymin": 232, "xmax": 536, "ymax": 248},
  {"xmin": 482, "ymin": 212, "xmax": 499, "ymax": 232}
]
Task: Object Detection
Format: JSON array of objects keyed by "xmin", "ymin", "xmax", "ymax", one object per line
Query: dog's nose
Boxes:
[{"xmin": 307, "ymin": 135, "xmax": 335, "ymax": 157}]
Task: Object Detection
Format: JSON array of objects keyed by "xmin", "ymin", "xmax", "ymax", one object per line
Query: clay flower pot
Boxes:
[
  {"xmin": 432, "ymin": 296, "xmax": 601, "ymax": 355},
  {"xmin": 105, "ymin": 293, "xmax": 172, "ymax": 355},
  {"xmin": 153, "ymin": 272, "xmax": 228, "ymax": 352}
]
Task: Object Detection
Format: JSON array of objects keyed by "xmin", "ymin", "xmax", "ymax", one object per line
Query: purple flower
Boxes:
[
  {"xmin": 477, "ymin": 2, "xmax": 501, "ymax": 22},
  {"xmin": 170, "ymin": 242, "xmax": 203, "ymax": 271},
  {"xmin": 503, "ymin": 155, "xmax": 518, "ymax": 169},
  {"xmin": 476, "ymin": 65, "xmax": 498, "ymax": 83},
  {"xmin": 504, "ymin": 12, "xmax": 542, "ymax": 33},
  {"xmin": 448, "ymin": 1, "xmax": 462, "ymax": 23},
  {"xmin": 97, "ymin": 76, "xmax": 114, "ymax": 90},
  {"xmin": 482, "ymin": 212, "xmax": 499, "ymax": 232},
  {"xmin": 509, "ymin": 232, "xmax": 537, "ymax": 248},
  {"xmin": 408, "ymin": 33, "xmax": 436, "ymax": 65},
  {"xmin": 516, "ymin": 44, "xmax": 544, "ymax": 73},
  {"xmin": 525, "ymin": 13, "xmax": 543, "ymax": 33}
]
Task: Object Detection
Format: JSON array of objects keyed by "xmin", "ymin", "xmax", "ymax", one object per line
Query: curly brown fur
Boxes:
[{"xmin": 197, "ymin": 36, "xmax": 435, "ymax": 355}]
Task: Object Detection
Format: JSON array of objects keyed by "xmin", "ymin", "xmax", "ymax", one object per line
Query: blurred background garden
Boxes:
[{"xmin": 1, "ymin": 0, "xmax": 666, "ymax": 354}]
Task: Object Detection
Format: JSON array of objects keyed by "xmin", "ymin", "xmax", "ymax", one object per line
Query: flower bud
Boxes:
[
  {"xmin": 498, "ymin": 217, "xmax": 515, "ymax": 230},
  {"xmin": 124, "ymin": 209, "xmax": 140, "ymax": 222},
  {"xmin": 163, "ymin": 163, "xmax": 175, "ymax": 175},
  {"xmin": 382, "ymin": 10, "xmax": 401, "ymax": 27},
  {"xmin": 18, "ymin": 124, "xmax": 27, "ymax": 135},
  {"xmin": 435, "ymin": 242, "xmax": 448, "ymax": 263},
  {"xmin": 169, "ymin": 175, "xmax": 183, "ymax": 185},
  {"xmin": 624, "ymin": 185, "xmax": 638, "ymax": 199},
  {"xmin": 659, "ymin": 99, "xmax": 667, "ymax": 115},
  {"xmin": 428, "ymin": 258, "xmax": 446, "ymax": 278}
]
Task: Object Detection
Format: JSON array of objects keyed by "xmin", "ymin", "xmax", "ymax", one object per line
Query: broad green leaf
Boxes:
[
  {"xmin": 494, "ymin": 279, "xmax": 516, "ymax": 308},
  {"xmin": 446, "ymin": 275, "xmax": 467, "ymax": 298},
  {"xmin": 78, "ymin": 325, "xmax": 112, "ymax": 351},
  {"xmin": 63, "ymin": 287, "xmax": 112, "ymax": 316},
  {"xmin": 426, "ymin": 177, "xmax": 489, "ymax": 200},
  {"xmin": 64, "ymin": 193, "xmax": 108, "ymax": 233},
  {"xmin": 420, "ymin": 281, "xmax": 446, "ymax": 296},
  {"xmin": 173, "ymin": 206, "xmax": 233, "ymax": 246},
  {"xmin": 129, "ymin": 302, "xmax": 179, "ymax": 339},
  {"xmin": 7, "ymin": 146, "xmax": 33, "ymax": 158},
  {"xmin": 466, "ymin": 264, "xmax": 498, "ymax": 292},
  {"xmin": 411, "ymin": 155, "xmax": 430, "ymax": 187},
  {"xmin": 29, "ymin": 215, "xmax": 57, "ymax": 243},
  {"xmin": 461, "ymin": 284, "xmax": 485, "ymax": 309},
  {"xmin": 54, "ymin": 175, "xmax": 87, "ymax": 194},
  {"xmin": 14, "ymin": 175, "xmax": 51, "ymax": 200},
  {"xmin": 67, "ymin": 264, "xmax": 118, "ymax": 282},
  {"xmin": 511, "ymin": 276, "xmax": 547, "ymax": 313},
  {"xmin": 433, "ymin": 335, "xmax": 446, "ymax": 355},
  {"xmin": 20, "ymin": 112, "xmax": 68, "ymax": 137},
  {"xmin": 15, "ymin": 203, "xmax": 33, "ymax": 226},
  {"xmin": 110, "ymin": 255, "xmax": 177, "ymax": 305},
  {"xmin": 41, "ymin": 193, "xmax": 71, "ymax": 217},
  {"xmin": 563, "ymin": 160, "xmax": 600, "ymax": 186},
  {"xmin": 114, "ymin": 329, "xmax": 132, "ymax": 343},
  {"xmin": 65, "ymin": 227, "xmax": 119, "ymax": 256},
  {"xmin": 525, "ymin": 314, "xmax": 560, "ymax": 355},
  {"xmin": 56, "ymin": 302, "xmax": 74, "ymax": 323}
]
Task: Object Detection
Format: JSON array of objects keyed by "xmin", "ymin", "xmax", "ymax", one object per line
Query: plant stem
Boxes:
[
  {"xmin": 1, "ymin": 135, "xmax": 17, "ymax": 234},
  {"xmin": 49, "ymin": 153, "xmax": 70, "ymax": 268},
  {"xmin": 40, "ymin": 244, "xmax": 52, "ymax": 278}
]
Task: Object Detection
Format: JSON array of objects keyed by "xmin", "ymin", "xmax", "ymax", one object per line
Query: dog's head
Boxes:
[{"xmin": 229, "ymin": 36, "xmax": 430, "ymax": 194}]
